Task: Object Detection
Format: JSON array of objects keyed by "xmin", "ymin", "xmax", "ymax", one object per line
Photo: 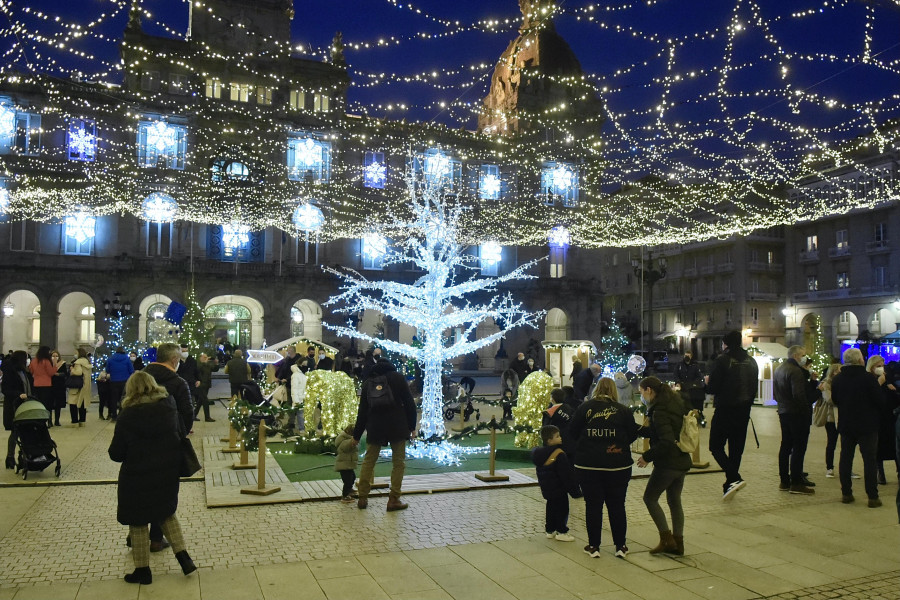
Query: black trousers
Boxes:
[
  {"xmin": 544, "ymin": 494, "xmax": 570, "ymax": 535},
  {"xmin": 194, "ymin": 386, "xmax": 211, "ymax": 419},
  {"xmin": 709, "ymin": 403, "xmax": 751, "ymax": 487},
  {"xmin": 107, "ymin": 381, "xmax": 126, "ymax": 419},
  {"xmin": 839, "ymin": 431, "xmax": 878, "ymax": 499},
  {"xmin": 339, "ymin": 469, "xmax": 356, "ymax": 498},
  {"xmin": 576, "ymin": 468, "xmax": 631, "ymax": 548},
  {"xmin": 778, "ymin": 412, "xmax": 811, "ymax": 485},
  {"xmin": 825, "ymin": 421, "xmax": 838, "ymax": 471}
]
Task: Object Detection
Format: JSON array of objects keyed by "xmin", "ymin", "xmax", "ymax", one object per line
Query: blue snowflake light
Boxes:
[
  {"xmin": 362, "ymin": 232, "xmax": 388, "ymax": 260},
  {"xmin": 0, "ymin": 104, "xmax": 15, "ymax": 138},
  {"xmin": 292, "ymin": 203, "xmax": 324, "ymax": 232},
  {"xmin": 67, "ymin": 120, "xmax": 96, "ymax": 162},
  {"xmin": 364, "ymin": 151, "xmax": 386, "ymax": 189},
  {"xmin": 222, "ymin": 223, "xmax": 250, "ymax": 249},
  {"xmin": 141, "ymin": 192, "xmax": 177, "ymax": 223},
  {"xmin": 480, "ymin": 172, "xmax": 501, "ymax": 200},
  {"xmin": 146, "ymin": 121, "xmax": 177, "ymax": 154},
  {"xmin": 481, "ymin": 241, "xmax": 502, "ymax": 265},
  {"xmin": 0, "ymin": 187, "xmax": 9, "ymax": 215},
  {"xmin": 65, "ymin": 212, "xmax": 96, "ymax": 244},
  {"xmin": 548, "ymin": 225, "xmax": 571, "ymax": 249}
]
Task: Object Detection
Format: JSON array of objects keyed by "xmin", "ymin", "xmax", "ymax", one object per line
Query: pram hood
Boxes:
[{"xmin": 14, "ymin": 400, "xmax": 49, "ymax": 422}]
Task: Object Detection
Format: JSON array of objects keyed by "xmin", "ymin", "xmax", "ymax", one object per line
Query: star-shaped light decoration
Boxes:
[
  {"xmin": 65, "ymin": 212, "xmax": 97, "ymax": 244},
  {"xmin": 141, "ymin": 193, "xmax": 177, "ymax": 223},
  {"xmin": 548, "ymin": 225, "xmax": 571, "ymax": 249},
  {"xmin": 480, "ymin": 172, "xmax": 501, "ymax": 199},
  {"xmin": 292, "ymin": 203, "xmax": 324, "ymax": 232},
  {"xmin": 363, "ymin": 160, "xmax": 386, "ymax": 187},
  {"xmin": 146, "ymin": 121, "xmax": 177, "ymax": 154},
  {"xmin": 223, "ymin": 223, "xmax": 250, "ymax": 249}
]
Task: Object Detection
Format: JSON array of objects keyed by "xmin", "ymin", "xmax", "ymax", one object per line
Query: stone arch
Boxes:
[
  {"xmin": 57, "ymin": 291, "xmax": 97, "ymax": 355},
  {"xmin": 831, "ymin": 310, "xmax": 860, "ymax": 342},
  {"xmin": 204, "ymin": 294, "xmax": 265, "ymax": 349},
  {"xmin": 866, "ymin": 306, "xmax": 896, "ymax": 338},
  {"xmin": 475, "ymin": 316, "xmax": 501, "ymax": 371},
  {"xmin": 289, "ymin": 298, "xmax": 324, "ymax": 342},
  {"xmin": 0, "ymin": 289, "xmax": 41, "ymax": 355},
  {"xmin": 545, "ymin": 307, "xmax": 570, "ymax": 341},
  {"xmin": 136, "ymin": 293, "xmax": 174, "ymax": 342}
]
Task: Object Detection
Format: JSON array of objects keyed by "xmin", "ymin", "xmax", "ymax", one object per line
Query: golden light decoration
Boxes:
[
  {"xmin": 304, "ymin": 370, "xmax": 359, "ymax": 437},
  {"xmin": 512, "ymin": 370, "xmax": 553, "ymax": 449}
]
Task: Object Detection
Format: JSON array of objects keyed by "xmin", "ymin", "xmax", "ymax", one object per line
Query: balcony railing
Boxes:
[
  {"xmin": 716, "ymin": 263, "xmax": 734, "ymax": 273},
  {"xmin": 865, "ymin": 240, "xmax": 890, "ymax": 254},
  {"xmin": 827, "ymin": 246, "xmax": 851, "ymax": 258},
  {"xmin": 699, "ymin": 265, "xmax": 715, "ymax": 275},
  {"xmin": 799, "ymin": 250, "xmax": 819, "ymax": 263},
  {"xmin": 682, "ymin": 267, "xmax": 697, "ymax": 277},
  {"xmin": 747, "ymin": 292, "xmax": 780, "ymax": 301}
]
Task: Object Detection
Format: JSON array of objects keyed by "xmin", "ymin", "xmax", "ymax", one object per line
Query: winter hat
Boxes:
[{"xmin": 722, "ymin": 330, "xmax": 742, "ymax": 349}]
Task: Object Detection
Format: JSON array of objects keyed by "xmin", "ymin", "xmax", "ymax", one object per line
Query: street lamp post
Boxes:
[{"xmin": 632, "ymin": 251, "xmax": 667, "ymax": 373}]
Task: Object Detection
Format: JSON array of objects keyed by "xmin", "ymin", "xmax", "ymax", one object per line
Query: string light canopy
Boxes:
[{"xmin": 0, "ymin": 1, "xmax": 896, "ymax": 247}]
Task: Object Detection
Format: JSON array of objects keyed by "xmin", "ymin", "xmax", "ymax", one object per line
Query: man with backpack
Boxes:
[
  {"xmin": 705, "ymin": 330, "xmax": 759, "ymax": 501},
  {"xmin": 352, "ymin": 357, "xmax": 418, "ymax": 511}
]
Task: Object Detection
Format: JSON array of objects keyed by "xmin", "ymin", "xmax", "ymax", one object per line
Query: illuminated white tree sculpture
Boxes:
[{"xmin": 325, "ymin": 180, "xmax": 543, "ymax": 449}]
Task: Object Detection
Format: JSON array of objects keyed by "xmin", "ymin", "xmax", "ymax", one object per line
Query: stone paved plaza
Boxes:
[{"xmin": 1, "ymin": 394, "xmax": 898, "ymax": 599}]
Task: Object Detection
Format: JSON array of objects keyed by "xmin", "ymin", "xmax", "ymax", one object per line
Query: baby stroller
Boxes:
[
  {"xmin": 13, "ymin": 400, "xmax": 61, "ymax": 480},
  {"xmin": 238, "ymin": 381, "xmax": 281, "ymax": 431},
  {"xmin": 442, "ymin": 377, "xmax": 481, "ymax": 422}
]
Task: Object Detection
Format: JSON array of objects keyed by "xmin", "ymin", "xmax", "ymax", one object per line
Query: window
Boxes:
[
  {"xmin": 805, "ymin": 235, "xmax": 818, "ymax": 252},
  {"xmin": 362, "ymin": 233, "xmax": 387, "ymax": 270},
  {"xmin": 419, "ymin": 148, "xmax": 461, "ymax": 191},
  {"xmin": 874, "ymin": 266, "xmax": 888, "ymax": 287},
  {"xmin": 750, "ymin": 307, "xmax": 759, "ymax": 324},
  {"xmin": 749, "ymin": 248, "xmax": 759, "ymax": 262},
  {"xmin": 707, "ymin": 308, "xmax": 716, "ymax": 323},
  {"xmin": 835, "ymin": 229, "xmax": 848, "ymax": 249},
  {"xmin": 676, "ymin": 311, "xmax": 683, "ymax": 325},
  {"xmin": 725, "ymin": 308, "xmax": 733, "ymax": 322},
  {"xmin": 211, "ymin": 158, "xmax": 251, "ymax": 182},
  {"xmin": 549, "ymin": 246, "xmax": 566, "ymax": 278},
  {"xmin": 839, "ymin": 311, "xmax": 851, "ymax": 324},
  {"xmin": 9, "ymin": 220, "xmax": 37, "ymax": 252},
  {"xmin": 256, "ymin": 86, "xmax": 273, "ymax": 105},
  {"xmin": 29, "ymin": 305, "xmax": 40, "ymax": 343},
  {"xmin": 206, "ymin": 224, "xmax": 264, "ymax": 263},
  {"xmin": 836, "ymin": 271, "xmax": 850, "ymax": 288},
  {"xmin": 168, "ymin": 73, "xmax": 189, "ymax": 95},
  {"xmin": 540, "ymin": 162, "xmax": 578, "ymax": 206},
  {"xmin": 807, "ymin": 276, "xmax": 818, "ymax": 291},
  {"xmin": 230, "ymin": 83, "xmax": 251, "ymax": 102},
  {"xmin": 141, "ymin": 71, "xmax": 160, "ymax": 92},
  {"xmin": 64, "ymin": 213, "xmax": 95, "ymax": 255},
  {"xmin": 205, "ymin": 78, "xmax": 223, "ymax": 99},
  {"xmin": 0, "ymin": 102, "xmax": 41, "ymax": 156},
  {"xmin": 692, "ymin": 310, "xmax": 699, "ymax": 325},
  {"xmin": 750, "ymin": 278, "xmax": 760, "ymax": 293},
  {"xmin": 136, "ymin": 120, "xmax": 188, "ymax": 170},
  {"xmin": 723, "ymin": 279, "xmax": 732, "ymax": 293},
  {"xmin": 287, "ymin": 136, "xmax": 332, "ymax": 183},
  {"xmin": 289, "ymin": 90, "xmax": 305, "ymax": 110},
  {"xmin": 363, "ymin": 151, "xmax": 386, "ymax": 189},
  {"xmin": 290, "ymin": 307, "xmax": 305, "ymax": 337},
  {"xmin": 145, "ymin": 221, "xmax": 172, "ymax": 257},
  {"xmin": 874, "ymin": 222, "xmax": 887, "ymax": 244},
  {"xmin": 479, "ymin": 164, "xmax": 501, "ymax": 200},
  {"xmin": 480, "ymin": 242, "xmax": 502, "ymax": 276},
  {"xmin": 767, "ymin": 251, "xmax": 775, "ymax": 264},
  {"xmin": 658, "ymin": 312, "xmax": 666, "ymax": 331},
  {"xmin": 612, "ymin": 253, "xmax": 618, "ymax": 266},
  {"xmin": 314, "ymin": 94, "xmax": 330, "ymax": 112},
  {"xmin": 78, "ymin": 306, "xmax": 95, "ymax": 343},
  {"xmin": 67, "ymin": 119, "xmax": 96, "ymax": 162}
]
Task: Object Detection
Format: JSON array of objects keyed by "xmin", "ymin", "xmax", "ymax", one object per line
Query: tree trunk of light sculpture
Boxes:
[{"xmin": 324, "ymin": 180, "xmax": 543, "ymax": 457}]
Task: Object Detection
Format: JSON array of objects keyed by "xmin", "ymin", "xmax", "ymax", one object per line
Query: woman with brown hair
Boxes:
[
  {"xmin": 636, "ymin": 376, "xmax": 692, "ymax": 556},
  {"xmin": 109, "ymin": 370, "xmax": 196, "ymax": 585},
  {"xmin": 29, "ymin": 346, "xmax": 58, "ymax": 426},
  {"xmin": 67, "ymin": 347, "xmax": 93, "ymax": 426}
]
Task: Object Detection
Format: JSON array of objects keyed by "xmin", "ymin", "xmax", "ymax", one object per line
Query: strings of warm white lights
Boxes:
[{"xmin": 0, "ymin": 1, "xmax": 897, "ymax": 248}]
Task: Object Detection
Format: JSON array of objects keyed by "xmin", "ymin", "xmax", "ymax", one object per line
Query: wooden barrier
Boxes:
[
  {"xmin": 241, "ymin": 420, "xmax": 281, "ymax": 496},
  {"xmin": 475, "ymin": 419, "xmax": 509, "ymax": 482}
]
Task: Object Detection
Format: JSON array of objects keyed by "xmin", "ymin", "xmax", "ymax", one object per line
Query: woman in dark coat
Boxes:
[
  {"xmin": 636, "ymin": 376, "xmax": 692, "ymax": 556},
  {"xmin": 3, "ymin": 351, "xmax": 32, "ymax": 469},
  {"xmin": 108, "ymin": 371, "xmax": 196, "ymax": 585},
  {"xmin": 49, "ymin": 350, "xmax": 69, "ymax": 424}
]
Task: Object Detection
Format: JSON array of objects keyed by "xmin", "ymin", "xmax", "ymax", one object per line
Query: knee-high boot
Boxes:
[{"xmin": 70, "ymin": 405, "xmax": 79, "ymax": 424}]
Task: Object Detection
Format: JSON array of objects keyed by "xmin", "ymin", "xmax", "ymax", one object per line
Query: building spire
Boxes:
[{"xmin": 127, "ymin": 0, "xmax": 143, "ymax": 32}]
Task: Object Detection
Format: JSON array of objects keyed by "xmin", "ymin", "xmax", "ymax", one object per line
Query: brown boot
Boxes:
[
  {"xmin": 672, "ymin": 535, "xmax": 684, "ymax": 556},
  {"xmin": 649, "ymin": 530, "xmax": 676, "ymax": 554},
  {"xmin": 386, "ymin": 495, "xmax": 408, "ymax": 512}
]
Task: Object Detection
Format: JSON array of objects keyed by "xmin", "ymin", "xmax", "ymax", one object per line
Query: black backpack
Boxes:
[{"xmin": 366, "ymin": 375, "xmax": 397, "ymax": 412}]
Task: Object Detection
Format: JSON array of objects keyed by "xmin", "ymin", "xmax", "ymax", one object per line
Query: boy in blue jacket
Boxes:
[{"xmin": 532, "ymin": 425, "xmax": 582, "ymax": 541}]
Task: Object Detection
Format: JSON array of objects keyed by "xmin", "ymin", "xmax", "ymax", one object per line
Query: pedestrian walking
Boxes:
[{"xmin": 67, "ymin": 348, "xmax": 93, "ymax": 426}]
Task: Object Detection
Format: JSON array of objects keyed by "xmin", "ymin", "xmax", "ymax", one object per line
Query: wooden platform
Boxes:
[{"xmin": 202, "ymin": 436, "xmax": 305, "ymax": 508}]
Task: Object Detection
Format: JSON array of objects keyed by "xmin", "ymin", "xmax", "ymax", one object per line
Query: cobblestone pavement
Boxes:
[{"xmin": 0, "ymin": 402, "xmax": 897, "ymax": 599}]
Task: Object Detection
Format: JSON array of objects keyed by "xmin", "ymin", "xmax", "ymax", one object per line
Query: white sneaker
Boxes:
[
  {"xmin": 851, "ymin": 472, "xmax": 860, "ymax": 479},
  {"xmin": 825, "ymin": 469, "xmax": 834, "ymax": 478},
  {"xmin": 554, "ymin": 533, "xmax": 575, "ymax": 542},
  {"xmin": 545, "ymin": 531, "xmax": 556, "ymax": 538},
  {"xmin": 723, "ymin": 479, "xmax": 746, "ymax": 502}
]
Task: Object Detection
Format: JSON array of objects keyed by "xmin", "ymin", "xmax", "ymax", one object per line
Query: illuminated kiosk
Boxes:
[{"xmin": 541, "ymin": 340, "xmax": 597, "ymax": 387}]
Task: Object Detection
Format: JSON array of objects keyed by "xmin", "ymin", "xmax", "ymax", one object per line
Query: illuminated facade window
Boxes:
[
  {"xmin": 256, "ymin": 86, "xmax": 273, "ymax": 105},
  {"xmin": 168, "ymin": 73, "xmax": 189, "ymax": 95},
  {"xmin": 206, "ymin": 223, "xmax": 264, "ymax": 263},
  {"xmin": 548, "ymin": 225, "xmax": 570, "ymax": 279},
  {"xmin": 419, "ymin": 148, "xmax": 461, "ymax": 191},
  {"xmin": 0, "ymin": 101, "xmax": 41, "ymax": 156},
  {"xmin": 837, "ymin": 271, "xmax": 850, "ymax": 288},
  {"xmin": 480, "ymin": 242, "xmax": 502, "ymax": 276},
  {"xmin": 205, "ymin": 78, "xmax": 223, "ymax": 99},
  {"xmin": 289, "ymin": 90, "xmax": 305, "ymax": 110},
  {"xmin": 362, "ymin": 233, "xmax": 388, "ymax": 270},
  {"xmin": 541, "ymin": 162, "xmax": 578, "ymax": 207},
  {"xmin": 479, "ymin": 164, "xmax": 501, "ymax": 200},
  {"xmin": 64, "ymin": 212, "xmax": 96, "ymax": 256},
  {"xmin": 140, "ymin": 71, "xmax": 160, "ymax": 92},
  {"xmin": 287, "ymin": 136, "xmax": 331, "ymax": 183},
  {"xmin": 230, "ymin": 83, "xmax": 251, "ymax": 102},
  {"xmin": 137, "ymin": 120, "xmax": 187, "ymax": 170},
  {"xmin": 314, "ymin": 94, "xmax": 330, "ymax": 112},
  {"xmin": 211, "ymin": 158, "xmax": 251, "ymax": 182},
  {"xmin": 364, "ymin": 151, "xmax": 386, "ymax": 189},
  {"xmin": 67, "ymin": 119, "xmax": 96, "ymax": 162}
]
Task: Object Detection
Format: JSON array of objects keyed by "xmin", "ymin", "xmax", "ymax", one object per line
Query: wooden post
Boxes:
[
  {"xmin": 241, "ymin": 420, "xmax": 281, "ymax": 496},
  {"xmin": 475, "ymin": 418, "xmax": 509, "ymax": 482},
  {"xmin": 232, "ymin": 438, "xmax": 255, "ymax": 470},
  {"xmin": 222, "ymin": 423, "xmax": 241, "ymax": 453},
  {"xmin": 221, "ymin": 397, "xmax": 236, "ymax": 442}
]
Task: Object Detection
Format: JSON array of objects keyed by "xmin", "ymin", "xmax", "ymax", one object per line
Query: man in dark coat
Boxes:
[
  {"xmin": 316, "ymin": 349, "xmax": 334, "ymax": 371},
  {"xmin": 224, "ymin": 349, "xmax": 251, "ymax": 399},
  {"xmin": 705, "ymin": 330, "xmax": 758, "ymax": 501},
  {"xmin": 511, "ymin": 352, "xmax": 529, "ymax": 382},
  {"xmin": 193, "ymin": 352, "xmax": 219, "ymax": 422},
  {"xmin": 832, "ymin": 347, "xmax": 884, "ymax": 506},
  {"xmin": 177, "ymin": 343, "xmax": 201, "ymax": 401},
  {"xmin": 352, "ymin": 358, "xmax": 417, "ymax": 512},
  {"xmin": 300, "ymin": 346, "xmax": 318, "ymax": 373},
  {"xmin": 773, "ymin": 345, "xmax": 815, "ymax": 495},
  {"xmin": 573, "ymin": 363, "xmax": 601, "ymax": 403},
  {"xmin": 674, "ymin": 352, "xmax": 706, "ymax": 426}
]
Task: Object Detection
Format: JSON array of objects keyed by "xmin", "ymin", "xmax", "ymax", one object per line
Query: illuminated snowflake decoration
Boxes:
[
  {"xmin": 222, "ymin": 223, "xmax": 250, "ymax": 249},
  {"xmin": 67, "ymin": 123, "xmax": 96, "ymax": 160},
  {"xmin": 362, "ymin": 232, "xmax": 388, "ymax": 259},
  {"xmin": 0, "ymin": 188, "xmax": 9, "ymax": 215},
  {"xmin": 0, "ymin": 105, "xmax": 14, "ymax": 137},
  {"xmin": 363, "ymin": 160, "xmax": 386, "ymax": 187},
  {"xmin": 141, "ymin": 193, "xmax": 177, "ymax": 223},
  {"xmin": 548, "ymin": 225, "xmax": 571, "ymax": 249},
  {"xmin": 480, "ymin": 173, "xmax": 501, "ymax": 199},
  {"xmin": 292, "ymin": 203, "xmax": 324, "ymax": 232},
  {"xmin": 65, "ymin": 212, "xmax": 97, "ymax": 244},
  {"xmin": 551, "ymin": 165, "xmax": 575, "ymax": 192},
  {"xmin": 481, "ymin": 241, "xmax": 502, "ymax": 265},
  {"xmin": 146, "ymin": 121, "xmax": 177, "ymax": 154},
  {"xmin": 294, "ymin": 138, "xmax": 322, "ymax": 168},
  {"xmin": 424, "ymin": 151, "xmax": 451, "ymax": 182}
]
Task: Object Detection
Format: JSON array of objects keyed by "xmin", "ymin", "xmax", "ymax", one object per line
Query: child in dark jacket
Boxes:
[
  {"xmin": 335, "ymin": 423, "xmax": 359, "ymax": 503},
  {"xmin": 532, "ymin": 425, "xmax": 582, "ymax": 541}
]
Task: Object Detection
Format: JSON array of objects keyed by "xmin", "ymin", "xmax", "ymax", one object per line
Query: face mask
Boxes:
[
  {"xmin": 26, "ymin": 358, "xmax": 31, "ymax": 367},
  {"xmin": 874, "ymin": 366, "xmax": 885, "ymax": 376},
  {"xmin": 319, "ymin": 353, "xmax": 326, "ymax": 360},
  {"xmin": 799, "ymin": 356, "xmax": 809, "ymax": 366},
  {"xmin": 181, "ymin": 351, "xmax": 189, "ymax": 359},
  {"xmin": 52, "ymin": 356, "xmax": 59, "ymax": 361},
  {"xmin": 129, "ymin": 356, "xmax": 136, "ymax": 362},
  {"xmin": 640, "ymin": 392, "xmax": 648, "ymax": 406},
  {"xmin": 684, "ymin": 357, "xmax": 691, "ymax": 364},
  {"xmin": 528, "ymin": 360, "xmax": 534, "ymax": 367}
]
